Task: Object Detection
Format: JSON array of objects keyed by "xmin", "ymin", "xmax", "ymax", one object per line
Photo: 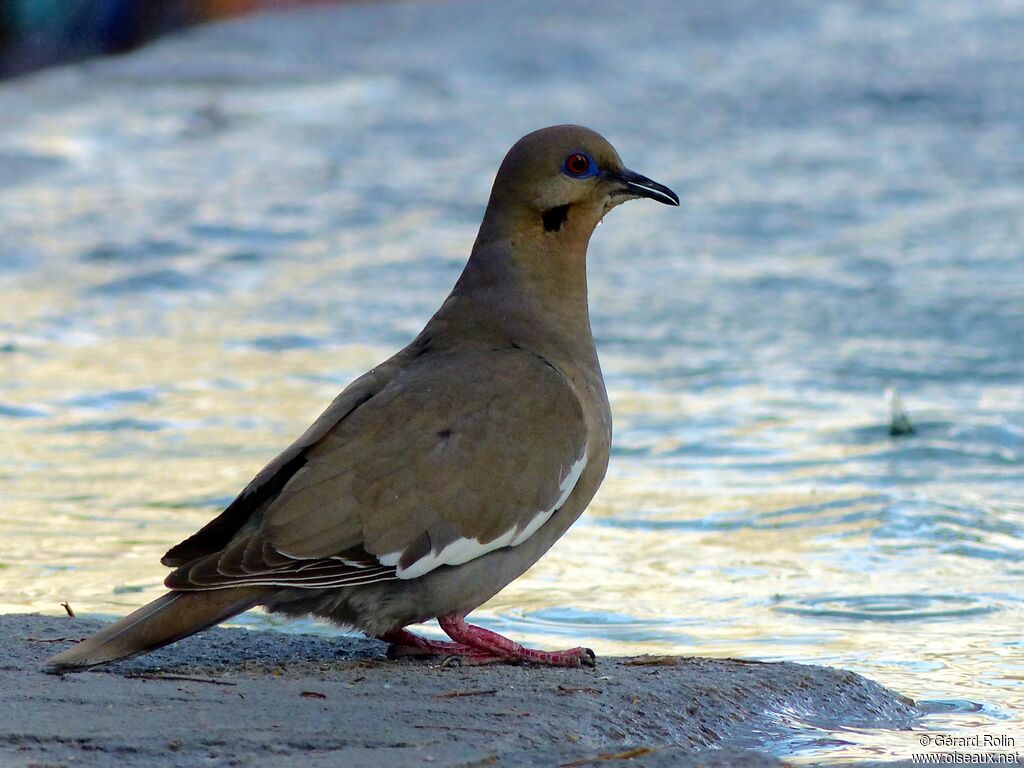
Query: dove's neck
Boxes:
[{"xmin": 419, "ymin": 228, "xmax": 599, "ymax": 372}]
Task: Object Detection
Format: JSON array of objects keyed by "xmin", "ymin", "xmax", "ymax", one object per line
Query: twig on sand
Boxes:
[
  {"xmin": 434, "ymin": 688, "xmax": 498, "ymax": 699},
  {"xmin": 122, "ymin": 673, "xmax": 236, "ymax": 687},
  {"xmin": 622, "ymin": 656, "xmax": 679, "ymax": 667},
  {"xmin": 557, "ymin": 684, "xmax": 601, "ymax": 695},
  {"xmin": 414, "ymin": 724, "xmax": 507, "ymax": 735},
  {"xmin": 560, "ymin": 746, "xmax": 662, "ymax": 766},
  {"xmin": 448, "ymin": 756, "xmax": 499, "ymax": 767}
]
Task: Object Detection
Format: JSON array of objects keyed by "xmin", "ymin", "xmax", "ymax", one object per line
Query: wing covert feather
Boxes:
[
  {"xmin": 161, "ymin": 363, "xmax": 396, "ymax": 566},
  {"xmin": 263, "ymin": 348, "xmax": 588, "ymax": 571}
]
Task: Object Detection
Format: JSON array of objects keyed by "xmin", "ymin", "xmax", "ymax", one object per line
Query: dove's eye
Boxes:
[{"xmin": 563, "ymin": 152, "xmax": 597, "ymax": 178}]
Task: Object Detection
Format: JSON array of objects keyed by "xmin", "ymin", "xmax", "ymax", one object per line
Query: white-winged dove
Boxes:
[{"xmin": 46, "ymin": 125, "xmax": 679, "ymax": 672}]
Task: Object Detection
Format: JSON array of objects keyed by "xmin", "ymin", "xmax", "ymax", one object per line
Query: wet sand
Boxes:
[{"xmin": 4, "ymin": 614, "xmax": 918, "ymax": 767}]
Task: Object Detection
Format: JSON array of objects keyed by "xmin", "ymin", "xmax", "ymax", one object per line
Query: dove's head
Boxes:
[{"xmin": 480, "ymin": 125, "xmax": 679, "ymax": 243}]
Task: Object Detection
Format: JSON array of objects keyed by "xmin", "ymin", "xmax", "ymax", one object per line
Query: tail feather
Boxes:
[{"xmin": 44, "ymin": 588, "xmax": 264, "ymax": 673}]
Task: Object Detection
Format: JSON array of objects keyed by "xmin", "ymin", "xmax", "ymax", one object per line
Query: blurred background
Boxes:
[
  {"xmin": 0, "ymin": 0, "xmax": 1022, "ymax": 763},
  {"xmin": 0, "ymin": 0, "xmax": 322, "ymax": 77}
]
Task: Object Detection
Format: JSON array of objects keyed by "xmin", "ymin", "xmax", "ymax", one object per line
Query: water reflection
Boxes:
[{"xmin": 774, "ymin": 594, "xmax": 998, "ymax": 622}]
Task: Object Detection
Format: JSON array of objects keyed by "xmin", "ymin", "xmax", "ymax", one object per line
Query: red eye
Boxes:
[{"xmin": 564, "ymin": 153, "xmax": 591, "ymax": 176}]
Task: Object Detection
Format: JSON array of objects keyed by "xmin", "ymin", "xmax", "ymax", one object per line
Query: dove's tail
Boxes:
[{"xmin": 44, "ymin": 588, "xmax": 264, "ymax": 673}]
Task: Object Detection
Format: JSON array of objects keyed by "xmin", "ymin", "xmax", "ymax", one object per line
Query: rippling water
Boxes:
[{"xmin": 1, "ymin": 0, "xmax": 1023, "ymax": 761}]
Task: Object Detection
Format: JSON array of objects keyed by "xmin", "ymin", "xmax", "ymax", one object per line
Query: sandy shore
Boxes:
[{"xmin": 2, "ymin": 614, "xmax": 920, "ymax": 767}]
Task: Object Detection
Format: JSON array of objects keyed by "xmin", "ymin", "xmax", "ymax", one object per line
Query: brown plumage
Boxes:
[{"xmin": 45, "ymin": 125, "xmax": 678, "ymax": 672}]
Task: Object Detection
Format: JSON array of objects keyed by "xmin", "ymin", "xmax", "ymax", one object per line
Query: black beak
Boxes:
[{"xmin": 606, "ymin": 168, "xmax": 680, "ymax": 206}]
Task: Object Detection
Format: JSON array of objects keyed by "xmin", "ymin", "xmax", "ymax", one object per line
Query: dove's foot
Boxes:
[
  {"xmin": 437, "ymin": 614, "xmax": 596, "ymax": 668},
  {"xmin": 379, "ymin": 628, "xmax": 499, "ymax": 663},
  {"xmin": 381, "ymin": 621, "xmax": 596, "ymax": 668}
]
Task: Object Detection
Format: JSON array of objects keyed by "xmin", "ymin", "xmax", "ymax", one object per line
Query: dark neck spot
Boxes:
[{"xmin": 542, "ymin": 204, "xmax": 570, "ymax": 232}]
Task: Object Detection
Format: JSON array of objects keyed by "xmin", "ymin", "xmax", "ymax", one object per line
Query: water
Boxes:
[{"xmin": 1, "ymin": 0, "xmax": 1023, "ymax": 761}]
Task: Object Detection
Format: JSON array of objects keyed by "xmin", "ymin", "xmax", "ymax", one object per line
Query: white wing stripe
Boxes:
[{"xmin": 385, "ymin": 454, "xmax": 587, "ymax": 580}]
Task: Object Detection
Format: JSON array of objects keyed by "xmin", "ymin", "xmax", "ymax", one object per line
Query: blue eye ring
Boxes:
[{"xmin": 562, "ymin": 151, "xmax": 599, "ymax": 179}]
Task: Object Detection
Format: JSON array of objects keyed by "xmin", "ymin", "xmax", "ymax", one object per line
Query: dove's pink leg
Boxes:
[
  {"xmin": 379, "ymin": 628, "xmax": 503, "ymax": 663},
  {"xmin": 437, "ymin": 614, "xmax": 596, "ymax": 668}
]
